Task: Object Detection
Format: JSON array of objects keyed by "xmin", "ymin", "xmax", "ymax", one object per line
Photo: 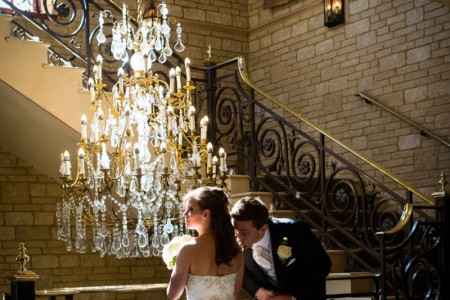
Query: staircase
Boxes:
[
  {"xmin": 0, "ymin": 13, "xmax": 378, "ymax": 298},
  {"xmin": 0, "ymin": 4, "xmax": 447, "ymax": 299},
  {"xmin": 0, "ymin": 15, "xmax": 90, "ymax": 181}
]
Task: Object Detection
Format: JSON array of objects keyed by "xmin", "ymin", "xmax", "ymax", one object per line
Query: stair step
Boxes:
[
  {"xmin": 327, "ymin": 249, "xmax": 349, "ymax": 273},
  {"xmin": 269, "ymin": 209, "xmax": 297, "ymax": 219},
  {"xmin": 225, "ymin": 174, "xmax": 251, "ymax": 194},
  {"xmin": 0, "ymin": 15, "xmax": 12, "ymax": 37},
  {"xmin": 229, "ymin": 191, "xmax": 273, "ymax": 207},
  {"xmin": 326, "ymin": 272, "xmax": 379, "ymax": 299}
]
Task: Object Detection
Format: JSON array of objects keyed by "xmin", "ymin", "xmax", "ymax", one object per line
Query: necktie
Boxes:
[{"xmin": 252, "ymin": 246, "xmax": 271, "ymax": 270}]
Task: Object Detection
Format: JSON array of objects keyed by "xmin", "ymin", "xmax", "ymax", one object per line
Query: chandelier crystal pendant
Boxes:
[{"xmin": 56, "ymin": 0, "xmax": 228, "ymax": 259}]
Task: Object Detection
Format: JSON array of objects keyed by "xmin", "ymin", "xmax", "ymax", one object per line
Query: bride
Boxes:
[{"xmin": 167, "ymin": 186, "xmax": 244, "ymax": 300}]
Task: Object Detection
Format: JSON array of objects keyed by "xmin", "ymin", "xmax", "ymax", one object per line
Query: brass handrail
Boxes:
[
  {"xmin": 235, "ymin": 57, "xmax": 435, "ymax": 206},
  {"xmin": 377, "ymin": 203, "xmax": 414, "ymax": 235},
  {"xmin": 356, "ymin": 93, "xmax": 450, "ymax": 148}
]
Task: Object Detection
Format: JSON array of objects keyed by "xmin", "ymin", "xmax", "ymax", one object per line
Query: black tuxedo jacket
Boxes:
[{"xmin": 243, "ymin": 218, "xmax": 331, "ymax": 300}]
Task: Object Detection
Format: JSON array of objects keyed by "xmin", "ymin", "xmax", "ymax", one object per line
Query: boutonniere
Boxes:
[{"xmin": 277, "ymin": 237, "xmax": 295, "ymax": 266}]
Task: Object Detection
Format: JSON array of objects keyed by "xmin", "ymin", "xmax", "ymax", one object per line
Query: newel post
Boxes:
[
  {"xmin": 432, "ymin": 172, "xmax": 449, "ymax": 300},
  {"xmin": 9, "ymin": 243, "xmax": 39, "ymax": 300}
]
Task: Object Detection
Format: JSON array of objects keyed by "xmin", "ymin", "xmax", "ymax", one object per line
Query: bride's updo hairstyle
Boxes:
[{"xmin": 184, "ymin": 186, "xmax": 240, "ymax": 266}]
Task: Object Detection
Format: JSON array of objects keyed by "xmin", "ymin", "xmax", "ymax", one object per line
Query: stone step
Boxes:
[
  {"xmin": 225, "ymin": 174, "xmax": 251, "ymax": 194},
  {"xmin": 326, "ymin": 272, "xmax": 380, "ymax": 300},
  {"xmin": 229, "ymin": 191, "xmax": 273, "ymax": 207}
]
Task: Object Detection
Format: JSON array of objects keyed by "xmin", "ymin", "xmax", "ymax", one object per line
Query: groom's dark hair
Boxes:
[{"xmin": 230, "ymin": 197, "xmax": 269, "ymax": 229}]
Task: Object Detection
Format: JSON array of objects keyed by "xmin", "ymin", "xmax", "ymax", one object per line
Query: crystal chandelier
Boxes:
[{"xmin": 56, "ymin": 0, "xmax": 228, "ymax": 258}]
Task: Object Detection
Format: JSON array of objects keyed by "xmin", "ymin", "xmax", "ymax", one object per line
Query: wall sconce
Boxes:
[{"xmin": 324, "ymin": 0, "xmax": 345, "ymax": 28}]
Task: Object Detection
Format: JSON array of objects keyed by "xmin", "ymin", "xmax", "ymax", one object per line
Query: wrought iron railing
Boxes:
[
  {"xmin": 202, "ymin": 57, "xmax": 447, "ymax": 300},
  {"xmin": 1, "ymin": 0, "xmax": 448, "ymax": 299},
  {"xmin": 0, "ymin": 0, "xmax": 192, "ymax": 87}
]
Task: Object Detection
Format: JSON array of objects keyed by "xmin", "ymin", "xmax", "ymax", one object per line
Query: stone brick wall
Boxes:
[
  {"xmin": 167, "ymin": 0, "xmax": 249, "ymax": 63},
  {"xmin": 0, "ymin": 147, "xmax": 169, "ymax": 300},
  {"xmin": 246, "ymin": 0, "xmax": 450, "ymax": 197}
]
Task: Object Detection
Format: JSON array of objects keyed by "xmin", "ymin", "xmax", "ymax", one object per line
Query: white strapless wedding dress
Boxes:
[{"xmin": 185, "ymin": 273, "xmax": 237, "ymax": 300}]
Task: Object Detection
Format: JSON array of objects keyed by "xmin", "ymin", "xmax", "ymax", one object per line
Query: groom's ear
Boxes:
[{"xmin": 260, "ymin": 224, "xmax": 268, "ymax": 233}]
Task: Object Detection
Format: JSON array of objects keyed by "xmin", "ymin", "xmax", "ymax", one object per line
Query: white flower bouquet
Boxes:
[{"xmin": 162, "ymin": 234, "xmax": 195, "ymax": 270}]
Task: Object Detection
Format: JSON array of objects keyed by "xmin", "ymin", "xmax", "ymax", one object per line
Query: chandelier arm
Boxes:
[{"xmin": 108, "ymin": 148, "xmax": 126, "ymax": 181}]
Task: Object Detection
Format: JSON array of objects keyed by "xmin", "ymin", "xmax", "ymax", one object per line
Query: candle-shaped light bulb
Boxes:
[
  {"xmin": 88, "ymin": 78, "xmax": 95, "ymax": 103},
  {"xmin": 96, "ymin": 55, "xmax": 103, "ymax": 80},
  {"xmin": 207, "ymin": 142, "xmax": 213, "ymax": 170},
  {"xmin": 63, "ymin": 150, "xmax": 71, "ymax": 176},
  {"xmin": 219, "ymin": 147, "xmax": 226, "ymax": 172},
  {"xmin": 80, "ymin": 114, "xmax": 87, "ymax": 140},
  {"xmin": 188, "ymin": 106, "xmax": 196, "ymax": 133},
  {"xmin": 98, "ymin": 108, "xmax": 104, "ymax": 137},
  {"xmin": 78, "ymin": 148, "xmax": 85, "ymax": 175},
  {"xmin": 118, "ymin": 67, "xmax": 124, "ymax": 93},
  {"xmin": 167, "ymin": 105, "xmax": 173, "ymax": 132},
  {"xmin": 212, "ymin": 156, "xmax": 218, "ymax": 177},
  {"xmin": 122, "ymin": 2, "xmax": 127, "ymax": 20},
  {"xmin": 144, "ymin": 54, "xmax": 148, "ymax": 74},
  {"xmin": 200, "ymin": 116, "xmax": 208, "ymax": 140},
  {"xmin": 178, "ymin": 130, "xmax": 183, "ymax": 146},
  {"xmin": 93, "ymin": 65, "xmax": 98, "ymax": 82},
  {"xmin": 160, "ymin": 142, "xmax": 167, "ymax": 169},
  {"xmin": 169, "ymin": 68, "xmax": 175, "ymax": 93},
  {"xmin": 100, "ymin": 143, "xmax": 110, "ymax": 169},
  {"xmin": 185, "ymin": 57, "xmax": 191, "ymax": 82},
  {"xmin": 134, "ymin": 143, "xmax": 140, "ymax": 169},
  {"xmin": 175, "ymin": 66, "xmax": 182, "ymax": 90}
]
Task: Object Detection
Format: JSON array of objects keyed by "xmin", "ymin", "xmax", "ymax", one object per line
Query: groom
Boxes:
[{"xmin": 231, "ymin": 197, "xmax": 331, "ymax": 300}]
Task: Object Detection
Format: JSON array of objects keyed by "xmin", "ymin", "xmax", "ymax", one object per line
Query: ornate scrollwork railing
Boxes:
[
  {"xmin": 0, "ymin": 0, "xmax": 194, "ymax": 89},
  {"xmin": 201, "ymin": 56, "xmax": 446, "ymax": 299},
  {"xmin": 376, "ymin": 203, "xmax": 443, "ymax": 299}
]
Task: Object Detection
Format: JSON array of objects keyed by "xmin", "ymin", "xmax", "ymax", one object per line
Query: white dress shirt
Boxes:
[{"xmin": 251, "ymin": 229, "xmax": 277, "ymax": 284}]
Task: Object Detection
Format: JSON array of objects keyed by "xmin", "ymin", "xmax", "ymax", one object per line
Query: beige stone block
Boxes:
[
  {"xmin": 30, "ymin": 183, "xmax": 46, "ymax": 197},
  {"xmin": 428, "ymin": 80, "xmax": 450, "ymax": 98},
  {"xmin": 33, "ymin": 254, "xmax": 59, "ymax": 268},
  {"xmin": 59, "ymin": 255, "xmax": 80, "ymax": 268},
  {"xmin": 0, "ymin": 226, "xmax": 15, "ymax": 240},
  {"xmin": 345, "ymin": 19, "xmax": 370, "ymax": 38},
  {"xmin": 352, "ymin": 136, "xmax": 368, "ymax": 150},
  {"xmin": 351, "ymin": 0, "xmax": 369, "ymax": 14},
  {"xmin": 297, "ymin": 45, "xmax": 314, "ymax": 61},
  {"xmin": 315, "ymin": 39, "xmax": 333, "ymax": 56},
  {"xmin": 34, "ymin": 212, "xmax": 55, "ymax": 225},
  {"xmin": 80, "ymin": 254, "xmax": 106, "ymax": 267},
  {"xmin": 329, "ymin": 76, "xmax": 348, "ymax": 92},
  {"xmin": 1, "ymin": 183, "xmax": 30, "ymax": 203},
  {"xmin": 379, "ymin": 53, "xmax": 406, "ymax": 71},
  {"xmin": 130, "ymin": 266, "xmax": 156, "ymax": 279},
  {"xmin": 16, "ymin": 226, "xmax": 50, "ymax": 240},
  {"xmin": 398, "ymin": 134, "xmax": 421, "ymax": 150},
  {"xmin": 5, "ymin": 212, "xmax": 33, "ymax": 225}
]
